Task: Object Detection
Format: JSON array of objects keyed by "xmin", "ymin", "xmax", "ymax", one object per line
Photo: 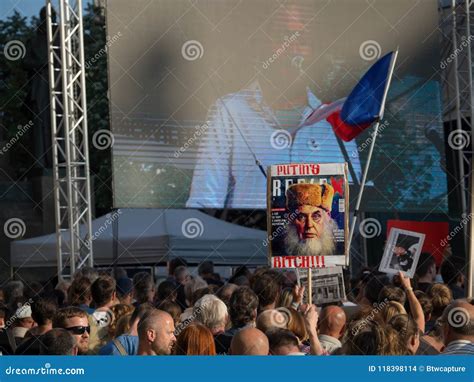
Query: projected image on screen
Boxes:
[{"xmin": 106, "ymin": 0, "xmax": 447, "ymax": 212}]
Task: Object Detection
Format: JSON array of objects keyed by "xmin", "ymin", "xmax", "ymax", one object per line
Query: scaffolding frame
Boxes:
[
  {"xmin": 46, "ymin": 0, "xmax": 93, "ymax": 280},
  {"xmin": 439, "ymin": 0, "xmax": 474, "ymax": 295}
]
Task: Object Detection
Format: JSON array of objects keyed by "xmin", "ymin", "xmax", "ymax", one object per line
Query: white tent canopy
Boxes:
[{"xmin": 10, "ymin": 209, "xmax": 267, "ymax": 268}]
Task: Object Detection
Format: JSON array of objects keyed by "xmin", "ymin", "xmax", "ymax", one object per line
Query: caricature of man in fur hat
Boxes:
[{"xmin": 284, "ymin": 183, "xmax": 337, "ymax": 257}]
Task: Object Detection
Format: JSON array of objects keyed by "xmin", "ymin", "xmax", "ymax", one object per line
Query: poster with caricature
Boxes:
[{"xmin": 267, "ymin": 163, "xmax": 348, "ymax": 268}]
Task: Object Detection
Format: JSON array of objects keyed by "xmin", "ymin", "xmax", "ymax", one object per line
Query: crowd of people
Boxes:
[{"xmin": 0, "ymin": 254, "xmax": 472, "ymax": 356}]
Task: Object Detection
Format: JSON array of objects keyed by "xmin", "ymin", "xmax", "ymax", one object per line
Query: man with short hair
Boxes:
[
  {"xmin": 252, "ymin": 274, "xmax": 280, "ymax": 312},
  {"xmin": 155, "ymin": 280, "xmax": 178, "ymax": 305},
  {"xmin": 89, "ymin": 275, "xmax": 117, "ymax": 353},
  {"xmin": 68, "ymin": 277, "xmax": 94, "ymax": 314},
  {"xmin": 39, "ymin": 328, "xmax": 78, "ymax": 355},
  {"xmin": 441, "ymin": 259, "xmax": 466, "ymax": 299},
  {"xmin": 15, "ymin": 297, "xmax": 57, "ymax": 355},
  {"xmin": 317, "ymin": 305, "xmax": 346, "ymax": 354},
  {"xmin": 3, "ymin": 281, "xmax": 24, "ymax": 307},
  {"xmin": 415, "ymin": 252, "xmax": 436, "ymax": 293},
  {"xmin": 267, "ymin": 328, "xmax": 305, "ymax": 355},
  {"xmin": 116, "ymin": 277, "xmax": 133, "ymax": 305},
  {"xmin": 133, "ymin": 272, "xmax": 155, "ymax": 307},
  {"xmin": 91, "ymin": 275, "xmax": 117, "ymax": 320},
  {"xmin": 137, "ymin": 309, "xmax": 176, "ymax": 355},
  {"xmin": 229, "ymin": 327, "xmax": 269, "ymax": 355},
  {"xmin": 214, "ymin": 286, "xmax": 258, "ymax": 354},
  {"xmin": 73, "ymin": 266, "xmax": 99, "ymax": 283},
  {"xmin": 0, "ymin": 305, "xmax": 6, "ymax": 329},
  {"xmin": 216, "ymin": 283, "xmax": 238, "ymax": 307},
  {"xmin": 198, "ymin": 261, "xmax": 223, "ymax": 287},
  {"xmin": 167, "ymin": 257, "xmax": 188, "ymax": 282},
  {"xmin": 441, "ymin": 301, "xmax": 474, "ymax": 355},
  {"xmin": 53, "ymin": 307, "xmax": 90, "ymax": 355},
  {"xmin": 174, "ymin": 266, "xmax": 190, "ymax": 309}
]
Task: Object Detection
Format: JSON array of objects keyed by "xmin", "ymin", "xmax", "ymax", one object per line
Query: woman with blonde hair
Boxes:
[
  {"xmin": 389, "ymin": 314, "xmax": 420, "ymax": 355},
  {"xmin": 428, "ymin": 283, "xmax": 453, "ymax": 320},
  {"xmin": 114, "ymin": 313, "xmax": 132, "ymax": 338},
  {"xmin": 286, "ymin": 308, "xmax": 308, "ymax": 343},
  {"xmin": 278, "ymin": 288, "xmax": 294, "ymax": 308},
  {"xmin": 378, "ymin": 301, "xmax": 406, "ymax": 324},
  {"xmin": 344, "ymin": 321, "xmax": 403, "ymax": 355},
  {"xmin": 107, "ymin": 304, "xmax": 134, "ymax": 339}
]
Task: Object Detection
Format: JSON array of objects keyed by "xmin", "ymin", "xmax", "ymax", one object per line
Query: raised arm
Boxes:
[{"xmin": 398, "ymin": 271, "xmax": 425, "ymax": 333}]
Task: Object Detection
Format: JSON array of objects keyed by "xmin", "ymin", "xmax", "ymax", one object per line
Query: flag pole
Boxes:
[
  {"xmin": 469, "ymin": 159, "xmax": 474, "ymax": 298},
  {"xmin": 307, "ymin": 268, "xmax": 312, "ymax": 305},
  {"xmin": 347, "ymin": 50, "xmax": 399, "ymax": 257}
]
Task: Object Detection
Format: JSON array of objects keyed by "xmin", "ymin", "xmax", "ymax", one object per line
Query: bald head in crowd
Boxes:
[
  {"xmin": 318, "ymin": 305, "xmax": 346, "ymax": 339},
  {"xmin": 230, "ymin": 327, "xmax": 269, "ymax": 355},
  {"xmin": 442, "ymin": 300, "xmax": 474, "ymax": 344},
  {"xmin": 137, "ymin": 309, "xmax": 176, "ymax": 355},
  {"xmin": 256, "ymin": 309, "xmax": 287, "ymax": 333}
]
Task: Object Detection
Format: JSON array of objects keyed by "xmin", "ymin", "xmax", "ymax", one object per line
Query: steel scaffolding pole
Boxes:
[
  {"xmin": 440, "ymin": 0, "xmax": 474, "ymax": 296},
  {"xmin": 46, "ymin": 0, "xmax": 93, "ymax": 280}
]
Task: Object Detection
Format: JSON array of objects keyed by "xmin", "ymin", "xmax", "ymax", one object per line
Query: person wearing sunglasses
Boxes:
[{"xmin": 53, "ymin": 307, "xmax": 90, "ymax": 355}]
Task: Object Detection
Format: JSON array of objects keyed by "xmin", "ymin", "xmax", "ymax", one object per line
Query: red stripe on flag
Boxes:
[{"xmin": 326, "ymin": 110, "xmax": 371, "ymax": 142}]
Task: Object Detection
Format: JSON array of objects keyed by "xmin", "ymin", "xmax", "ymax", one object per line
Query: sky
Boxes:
[{"xmin": 0, "ymin": 0, "xmax": 92, "ymax": 21}]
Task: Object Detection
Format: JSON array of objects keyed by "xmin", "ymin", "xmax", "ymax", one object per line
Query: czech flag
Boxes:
[{"xmin": 305, "ymin": 51, "xmax": 398, "ymax": 142}]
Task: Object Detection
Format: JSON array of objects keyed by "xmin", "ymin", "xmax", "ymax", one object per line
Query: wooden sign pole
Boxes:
[{"xmin": 307, "ymin": 268, "xmax": 312, "ymax": 305}]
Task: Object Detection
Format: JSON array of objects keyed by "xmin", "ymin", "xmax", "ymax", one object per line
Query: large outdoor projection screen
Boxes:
[{"xmin": 106, "ymin": 0, "xmax": 446, "ymax": 212}]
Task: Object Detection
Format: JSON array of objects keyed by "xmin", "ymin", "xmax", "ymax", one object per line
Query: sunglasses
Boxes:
[{"xmin": 65, "ymin": 326, "xmax": 91, "ymax": 335}]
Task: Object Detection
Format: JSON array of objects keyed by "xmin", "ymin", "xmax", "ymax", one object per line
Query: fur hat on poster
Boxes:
[{"xmin": 286, "ymin": 183, "xmax": 334, "ymax": 212}]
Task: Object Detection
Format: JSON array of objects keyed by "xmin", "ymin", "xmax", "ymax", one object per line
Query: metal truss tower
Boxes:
[
  {"xmin": 46, "ymin": 0, "xmax": 93, "ymax": 280},
  {"xmin": 439, "ymin": 0, "xmax": 474, "ymax": 296}
]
